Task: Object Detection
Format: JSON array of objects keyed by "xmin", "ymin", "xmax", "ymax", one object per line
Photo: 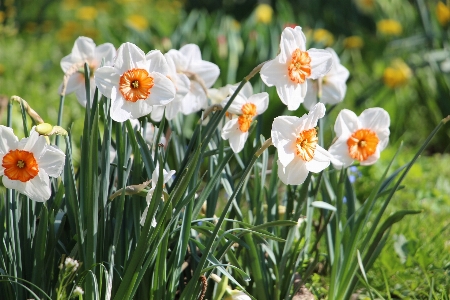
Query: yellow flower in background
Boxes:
[
  {"xmin": 62, "ymin": 0, "xmax": 79, "ymax": 10},
  {"xmin": 76, "ymin": 6, "xmax": 98, "ymax": 21},
  {"xmin": 57, "ymin": 21, "xmax": 79, "ymax": 42},
  {"xmin": 0, "ymin": 11, "xmax": 5, "ymax": 23},
  {"xmin": 313, "ymin": 28, "xmax": 335, "ymax": 46},
  {"xmin": 127, "ymin": 14, "xmax": 149, "ymax": 31},
  {"xmin": 353, "ymin": 0, "xmax": 375, "ymax": 14},
  {"xmin": 436, "ymin": 2, "xmax": 450, "ymax": 27},
  {"xmin": 0, "ymin": 64, "xmax": 5, "ymax": 76},
  {"xmin": 377, "ymin": 19, "xmax": 403, "ymax": 36},
  {"xmin": 383, "ymin": 59, "xmax": 412, "ymax": 88},
  {"xmin": 344, "ymin": 36, "xmax": 364, "ymax": 49},
  {"xmin": 255, "ymin": 4, "xmax": 273, "ymax": 24}
]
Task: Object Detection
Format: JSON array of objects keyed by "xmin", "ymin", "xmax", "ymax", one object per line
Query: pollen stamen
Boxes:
[
  {"xmin": 237, "ymin": 103, "xmax": 257, "ymax": 132},
  {"xmin": 347, "ymin": 129, "xmax": 379, "ymax": 161},
  {"xmin": 119, "ymin": 68, "xmax": 154, "ymax": 102},
  {"xmin": 295, "ymin": 128, "xmax": 318, "ymax": 161},
  {"xmin": 288, "ymin": 49, "xmax": 312, "ymax": 84}
]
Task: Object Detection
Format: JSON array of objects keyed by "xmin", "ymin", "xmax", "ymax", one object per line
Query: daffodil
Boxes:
[
  {"xmin": 304, "ymin": 48, "xmax": 349, "ymax": 110},
  {"xmin": 149, "ymin": 50, "xmax": 192, "ymax": 121},
  {"xmin": 94, "ymin": 42, "xmax": 176, "ymax": 122},
  {"xmin": 437, "ymin": 2, "xmax": 450, "ymax": 27},
  {"xmin": 377, "ymin": 19, "xmax": 403, "ymax": 36},
  {"xmin": 221, "ymin": 84, "xmax": 268, "ymax": 153},
  {"xmin": 60, "ymin": 36, "xmax": 116, "ymax": 107},
  {"xmin": 164, "ymin": 44, "xmax": 220, "ymax": 115},
  {"xmin": 271, "ymin": 103, "xmax": 331, "ymax": 185},
  {"xmin": 260, "ymin": 26, "xmax": 333, "ymax": 111},
  {"xmin": 328, "ymin": 108, "xmax": 390, "ymax": 168},
  {"xmin": 0, "ymin": 126, "xmax": 65, "ymax": 201},
  {"xmin": 382, "ymin": 59, "xmax": 412, "ymax": 88},
  {"xmin": 140, "ymin": 166, "xmax": 175, "ymax": 227}
]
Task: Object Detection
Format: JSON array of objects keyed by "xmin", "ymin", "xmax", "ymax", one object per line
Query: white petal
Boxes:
[
  {"xmin": 247, "ymin": 92, "xmax": 269, "ymax": 115},
  {"xmin": 359, "ymin": 108, "xmax": 390, "ymax": 132},
  {"xmin": 308, "ymin": 49, "xmax": 333, "ymax": 79},
  {"xmin": 109, "ymin": 87, "xmax": 132, "ymax": 122},
  {"xmin": 305, "ymin": 146, "xmax": 330, "ymax": 173},
  {"xmin": 64, "ymin": 73, "xmax": 85, "ymax": 95},
  {"xmin": 179, "ymin": 44, "xmax": 202, "ymax": 63},
  {"xmin": 189, "ymin": 60, "xmax": 220, "ymax": 88},
  {"xmin": 94, "ymin": 66, "xmax": 120, "ymax": 99},
  {"xmin": 114, "ymin": 42, "xmax": 145, "ymax": 75},
  {"xmin": 334, "ymin": 109, "xmax": 360, "ymax": 138},
  {"xmin": 94, "ymin": 43, "xmax": 116, "ymax": 66},
  {"xmin": 301, "ymin": 102, "xmax": 326, "ymax": 131},
  {"xmin": 328, "ymin": 138, "xmax": 354, "ymax": 169},
  {"xmin": 20, "ymin": 130, "xmax": 45, "ymax": 155},
  {"xmin": 150, "ymin": 106, "xmax": 165, "ymax": 122},
  {"xmin": 147, "ymin": 72, "xmax": 176, "ymax": 106},
  {"xmin": 165, "ymin": 49, "xmax": 188, "ymax": 72},
  {"xmin": 181, "ymin": 84, "xmax": 208, "ymax": 114},
  {"xmin": 277, "ymin": 158, "xmax": 309, "ymax": 185},
  {"xmin": 221, "ymin": 118, "xmax": 248, "ymax": 153},
  {"xmin": 271, "ymin": 116, "xmax": 298, "ymax": 167},
  {"xmin": 222, "ymin": 94, "xmax": 247, "ymax": 115},
  {"xmin": 146, "ymin": 50, "xmax": 170, "ymax": 75},
  {"xmin": 71, "ymin": 36, "xmax": 95, "ymax": 62},
  {"xmin": 303, "ymin": 80, "xmax": 318, "ymax": 111},
  {"xmin": 279, "ymin": 26, "xmax": 306, "ymax": 63},
  {"xmin": 164, "ymin": 97, "xmax": 182, "ymax": 120},
  {"xmin": 0, "ymin": 126, "xmax": 18, "ymax": 155},
  {"xmin": 3, "ymin": 170, "xmax": 51, "ymax": 202},
  {"xmin": 38, "ymin": 145, "xmax": 66, "ymax": 178},
  {"xmin": 260, "ymin": 59, "xmax": 287, "ymax": 88},
  {"xmin": 276, "ymin": 81, "xmax": 305, "ymax": 110}
]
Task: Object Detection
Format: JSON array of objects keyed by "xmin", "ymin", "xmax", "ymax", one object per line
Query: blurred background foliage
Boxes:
[{"xmin": 1, "ymin": 0, "xmax": 450, "ymax": 297}]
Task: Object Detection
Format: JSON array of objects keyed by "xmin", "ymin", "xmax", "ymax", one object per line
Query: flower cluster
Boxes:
[{"xmin": 57, "ymin": 25, "xmax": 390, "ymax": 188}]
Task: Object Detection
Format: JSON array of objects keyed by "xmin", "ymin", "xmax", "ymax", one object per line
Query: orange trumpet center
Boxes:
[
  {"xmin": 237, "ymin": 103, "xmax": 257, "ymax": 132},
  {"xmin": 288, "ymin": 48, "xmax": 312, "ymax": 84},
  {"xmin": 2, "ymin": 149, "xmax": 39, "ymax": 182},
  {"xmin": 295, "ymin": 128, "xmax": 318, "ymax": 162},
  {"xmin": 119, "ymin": 68, "xmax": 154, "ymax": 102},
  {"xmin": 347, "ymin": 129, "xmax": 379, "ymax": 161}
]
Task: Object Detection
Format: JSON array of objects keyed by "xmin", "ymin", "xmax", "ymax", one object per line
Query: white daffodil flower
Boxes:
[
  {"xmin": 271, "ymin": 103, "xmax": 331, "ymax": 185},
  {"xmin": 0, "ymin": 126, "xmax": 65, "ymax": 201},
  {"xmin": 208, "ymin": 82, "xmax": 253, "ymax": 105},
  {"xmin": 60, "ymin": 36, "xmax": 116, "ymax": 107},
  {"xmin": 328, "ymin": 108, "xmax": 390, "ymax": 169},
  {"xmin": 140, "ymin": 166, "xmax": 176, "ymax": 227},
  {"xmin": 165, "ymin": 44, "xmax": 220, "ymax": 115},
  {"xmin": 94, "ymin": 42, "xmax": 176, "ymax": 122},
  {"xmin": 148, "ymin": 50, "xmax": 192, "ymax": 122},
  {"xmin": 260, "ymin": 26, "xmax": 333, "ymax": 111},
  {"xmin": 221, "ymin": 85, "xmax": 268, "ymax": 153},
  {"xmin": 303, "ymin": 48, "xmax": 350, "ymax": 110}
]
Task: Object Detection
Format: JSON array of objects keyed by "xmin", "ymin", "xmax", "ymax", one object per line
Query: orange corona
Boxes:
[
  {"xmin": 347, "ymin": 129, "xmax": 379, "ymax": 161},
  {"xmin": 288, "ymin": 49, "xmax": 311, "ymax": 84},
  {"xmin": 238, "ymin": 103, "xmax": 257, "ymax": 132},
  {"xmin": 2, "ymin": 149, "xmax": 39, "ymax": 182},
  {"xmin": 295, "ymin": 128, "xmax": 318, "ymax": 161},
  {"xmin": 119, "ymin": 68, "xmax": 154, "ymax": 102}
]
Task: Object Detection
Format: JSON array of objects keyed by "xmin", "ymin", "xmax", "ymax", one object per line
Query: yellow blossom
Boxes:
[
  {"xmin": 127, "ymin": 14, "xmax": 149, "ymax": 31},
  {"xmin": 313, "ymin": 28, "xmax": 335, "ymax": 46},
  {"xmin": 383, "ymin": 59, "xmax": 412, "ymax": 88},
  {"xmin": 436, "ymin": 2, "xmax": 450, "ymax": 27},
  {"xmin": 57, "ymin": 21, "xmax": 79, "ymax": 42},
  {"xmin": 255, "ymin": 4, "xmax": 273, "ymax": 24},
  {"xmin": 0, "ymin": 64, "xmax": 5, "ymax": 76},
  {"xmin": 377, "ymin": 19, "xmax": 403, "ymax": 36},
  {"xmin": 76, "ymin": 6, "xmax": 98, "ymax": 21},
  {"xmin": 0, "ymin": 11, "xmax": 5, "ymax": 23},
  {"xmin": 344, "ymin": 36, "xmax": 364, "ymax": 49},
  {"xmin": 353, "ymin": 0, "xmax": 375, "ymax": 14}
]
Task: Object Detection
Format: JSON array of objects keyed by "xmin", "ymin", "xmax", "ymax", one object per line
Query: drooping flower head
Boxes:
[
  {"xmin": 260, "ymin": 26, "xmax": 333, "ymax": 111},
  {"xmin": 140, "ymin": 165, "xmax": 176, "ymax": 227},
  {"xmin": 304, "ymin": 48, "xmax": 350, "ymax": 110},
  {"xmin": 60, "ymin": 36, "xmax": 116, "ymax": 107},
  {"xmin": 0, "ymin": 126, "xmax": 65, "ymax": 201},
  {"xmin": 328, "ymin": 108, "xmax": 390, "ymax": 169},
  {"xmin": 271, "ymin": 103, "xmax": 331, "ymax": 185},
  {"xmin": 164, "ymin": 44, "xmax": 220, "ymax": 115},
  {"xmin": 94, "ymin": 42, "xmax": 176, "ymax": 122},
  {"xmin": 221, "ymin": 83, "xmax": 268, "ymax": 153}
]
